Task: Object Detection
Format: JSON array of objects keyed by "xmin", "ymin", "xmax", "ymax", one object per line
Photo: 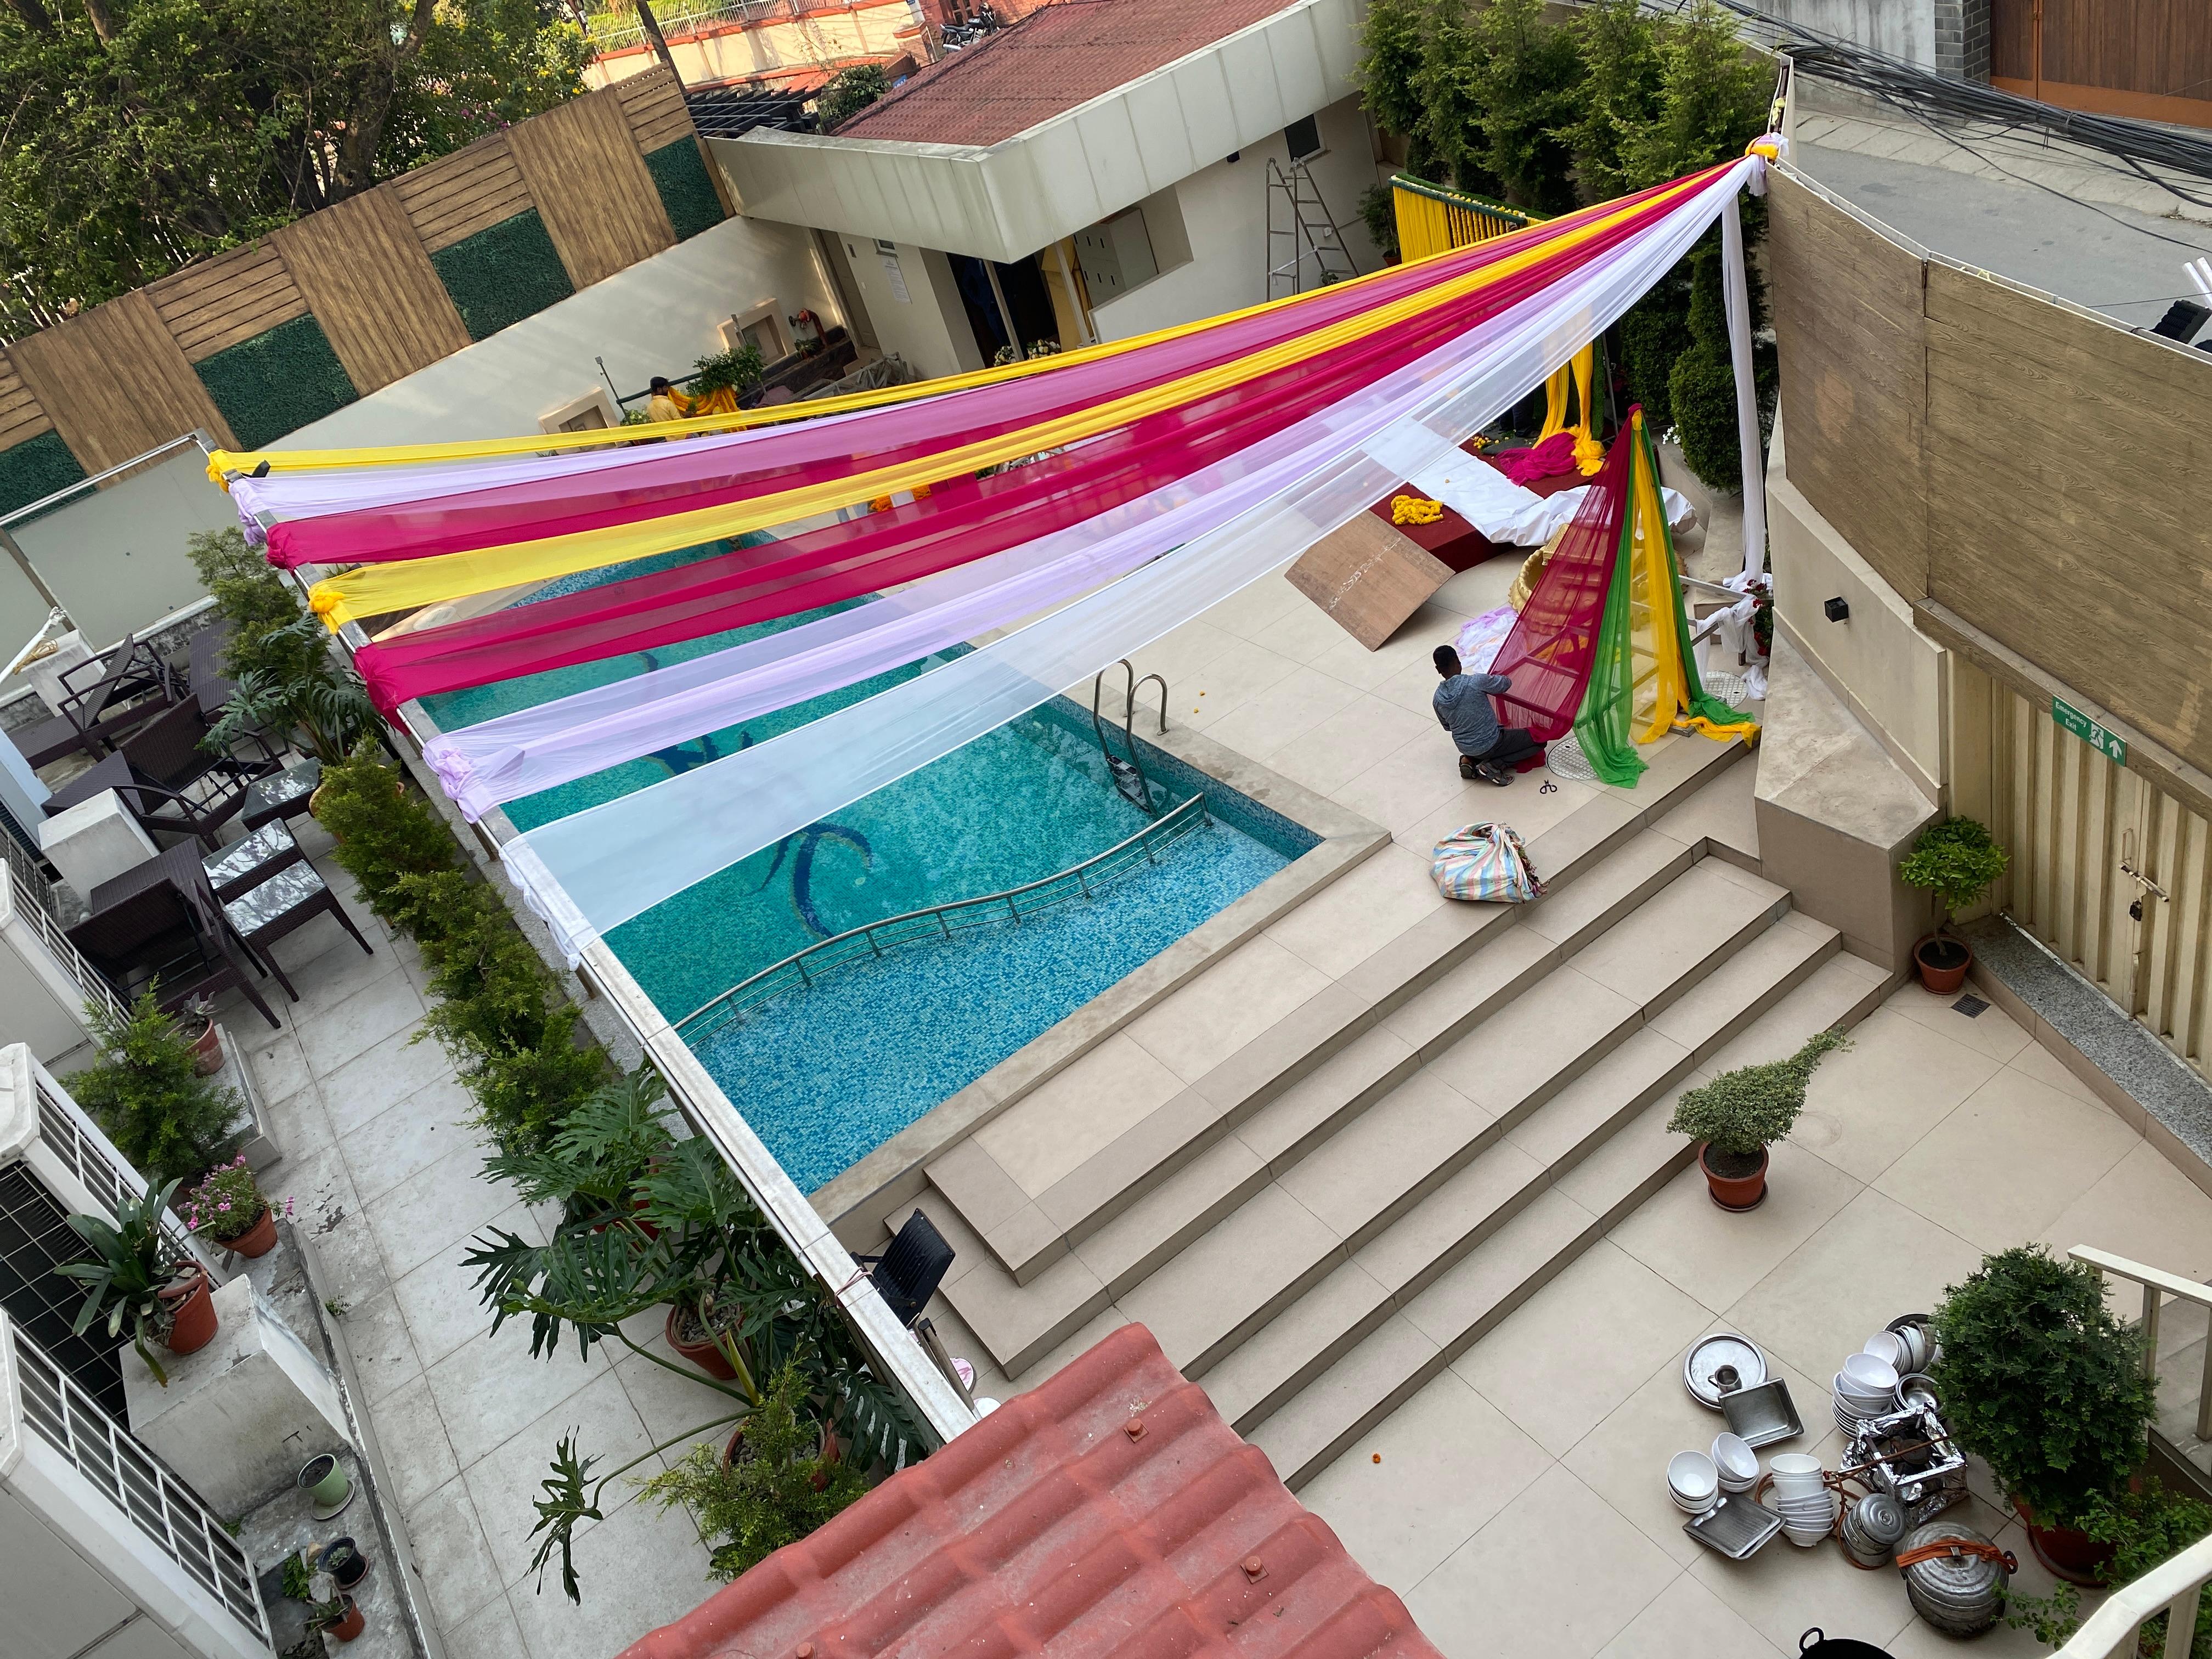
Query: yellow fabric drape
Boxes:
[
  {"xmin": 1627, "ymin": 411, "xmax": 1758, "ymax": 748},
  {"xmin": 208, "ymin": 208, "xmax": 1532, "ymax": 484},
  {"xmin": 307, "ymin": 177, "xmax": 1713, "ymax": 629},
  {"xmin": 1389, "ymin": 176, "xmax": 1534, "ymax": 263}
]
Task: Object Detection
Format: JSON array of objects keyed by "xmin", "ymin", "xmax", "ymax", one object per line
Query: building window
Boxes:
[
  {"xmin": 1284, "ymin": 114, "xmax": 1323, "ymax": 161},
  {"xmin": 723, "ymin": 299, "xmax": 789, "ymax": 363}
]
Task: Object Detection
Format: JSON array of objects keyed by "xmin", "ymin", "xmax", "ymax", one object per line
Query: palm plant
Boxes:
[
  {"xmin": 54, "ymin": 1180, "xmax": 196, "ymax": 1385},
  {"xmin": 201, "ymin": 614, "xmax": 377, "ymax": 766},
  {"xmin": 462, "ymin": 1072, "xmax": 922, "ymax": 1600}
]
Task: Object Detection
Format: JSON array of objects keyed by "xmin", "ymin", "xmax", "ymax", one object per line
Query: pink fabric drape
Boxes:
[{"xmin": 1488, "ymin": 435, "xmax": 1632, "ymax": 741}]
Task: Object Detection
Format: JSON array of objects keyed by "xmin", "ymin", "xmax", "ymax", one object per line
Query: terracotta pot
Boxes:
[
  {"xmin": 1914, "ymin": 935, "xmax": 1972, "ymax": 996},
  {"xmin": 186, "ymin": 1020, "xmax": 223, "ymax": 1077},
  {"xmin": 307, "ymin": 783, "xmax": 326, "ymax": 821},
  {"xmin": 723, "ymin": 1421, "xmax": 840, "ymax": 1488},
  {"xmin": 225, "ymin": 1206, "xmax": 278, "ymax": 1259},
  {"xmin": 159, "ymin": 1269, "xmax": 218, "ymax": 1356},
  {"xmin": 666, "ymin": 1301, "xmax": 741, "ymax": 1381},
  {"xmin": 2012, "ymin": 1498, "xmax": 2116, "ymax": 1587},
  {"xmin": 327, "ymin": 1597, "xmax": 365, "ymax": 1643},
  {"xmin": 1699, "ymin": 1144, "xmax": 1769, "ymax": 1212}
]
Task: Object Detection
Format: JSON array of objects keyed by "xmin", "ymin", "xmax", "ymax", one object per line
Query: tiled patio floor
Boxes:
[{"xmin": 227, "ymin": 820, "xmax": 740, "ymax": 1659}]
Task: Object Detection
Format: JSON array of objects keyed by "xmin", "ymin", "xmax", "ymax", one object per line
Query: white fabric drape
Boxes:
[{"xmin": 504, "ymin": 160, "xmax": 1762, "ymax": 960}]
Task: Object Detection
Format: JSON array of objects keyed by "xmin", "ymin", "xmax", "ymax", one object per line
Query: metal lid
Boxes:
[
  {"xmin": 1855, "ymin": 1493, "xmax": 1907, "ymax": 1545},
  {"xmin": 1685, "ymin": 1333, "xmax": 1769, "ymax": 1408}
]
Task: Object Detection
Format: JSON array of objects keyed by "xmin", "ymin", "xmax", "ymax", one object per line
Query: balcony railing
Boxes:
[
  {"xmin": 6, "ymin": 854, "xmax": 129, "ymax": 1028},
  {"xmin": 32, "ymin": 1067, "xmax": 213, "ymax": 1275},
  {"xmin": 3, "ymin": 1311, "xmax": 272, "ymax": 1643}
]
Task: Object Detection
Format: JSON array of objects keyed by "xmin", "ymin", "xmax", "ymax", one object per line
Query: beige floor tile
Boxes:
[
  {"xmin": 317, "ymin": 1022, "xmax": 458, "ymax": 1129},
  {"xmin": 297, "ymin": 972, "xmax": 428, "ymax": 1081},
  {"xmin": 506, "ymin": 1481, "xmax": 720, "ymax": 1659},
  {"xmin": 1609, "ymin": 1144, "xmax": 1864, "ymax": 1314},
  {"xmin": 1434, "ymin": 558, "xmax": 1520, "ymax": 620},
  {"xmin": 1789, "ymin": 1010, "xmax": 2003, "ymax": 1183},
  {"xmin": 1122, "ymin": 617, "xmax": 1240, "ymax": 690},
  {"xmin": 366, "ymin": 1137, "xmax": 512, "ymax": 1279},
  {"xmin": 1264, "ymin": 842, "xmax": 1445, "ymax": 979},
  {"xmin": 345, "ymin": 1073, "xmax": 480, "ymax": 1204},
  {"xmin": 1408, "ymin": 1463, "xmax": 1681, "ymax": 1659},
  {"xmin": 1400, "ymin": 767, "xmax": 1601, "ymax": 862},
  {"xmin": 1879, "ymin": 977, "xmax": 2032, "ymax": 1062},
  {"xmin": 390, "ymin": 1202, "xmax": 521, "ymax": 1368},
  {"xmin": 442, "ymin": 1595, "xmax": 532, "ymax": 1659},
  {"xmin": 613, "ymin": 1335, "xmax": 753, "ymax": 1449},
  {"xmin": 1427, "ymin": 967, "xmax": 1640, "ymax": 1119},
  {"xmin": 1455, "ymin": 1241, "xmax": 1715, "ymax": 1458},
  {"xmin": 2003, "ymin": 1036, "xmax": 2106, "ymax": 1107},
  {"xmin": 262, "ymin": 1080, "xmax": 338, "ymax": 1169},
  {"xmin": 1308, "ymin": 634, "xmax": 1427, "ymax": 694},
  {"xmin": 424, "ymin": 1310, "xmax": 607, "ymax": 1468},
  {"xmin": 1725, "ymin": 1188, "xmax": 1984, "ymax": 1382},
  {"xmin": 1263, "ymin": 693, "xmax": 1431, "ymax": 796},
  {"xmin": 1169, "ymin": 634, "xmax": 1302, "ymax": 732},
  {"xmin": 1200, "ymin": 664, "xmax": 1363, "ymax": 762},
  {"xmin": 465, "ymin": 1368, "xmax": 656, "ymax": 1589},
  {"xmin": 2040, "ymin": 1139, "xmax": 2212, "ymax": 1283},
  {"xmin": 373, "ymin": 1370, "xmax": 460, "ymax": 1512},
  {"xmin": 1595, "ymin": 1568, "xmax": 1785, "ymax": 1659},
  {"xmin": 1687, "ymin": 1520, "xmax": 1915, "ymax": 1654},
  {"xmin": 974, "ymin": 1033, "xmax": 1188, "ymax": 1197},
  {"xmin": 1278, "ymin": 1069, "xmax": 1499, "ymax": 1239},
  {"xmin": 1332, "ymin": 740, "xmax": 1473, "ymax": 842},
  {"xmin": 402, "ymin": 1475, "xmax": 507, "ymax": 1632},
  {"xmin": 1250, "ymin": 600, "xmax": 1372, "ymax": 667},
  {"xmin": 241, "ymin": 1026, "xmax": 311, "ymax": 1109},
  {"xmin": 1122, "ymin": 934, "xmax": 1333, "ymax": 1084},
  {"xmin": 1195, "ymin": 572, "xmax": 1306, "ymax": 642},
  {"xmin": 1300, "ymin": 1367, "xmax": 1553, "ymax": 1596},
  {"xmin": 341, "ymin": 1285, "xmax": 422, "ymax": 1406},
  {"xmin": 1874, "ymin": 1067, "xmax": 2140, "ymax": 1253}
]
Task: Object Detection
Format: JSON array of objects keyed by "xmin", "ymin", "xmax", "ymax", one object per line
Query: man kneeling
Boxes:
[{"xmin": 1432, "ymin": 644, "xmax": 1542, "ymax": 786}]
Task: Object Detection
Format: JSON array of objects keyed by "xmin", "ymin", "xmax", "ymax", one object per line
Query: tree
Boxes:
[
  {"xmin": 0, "ymin": 0, "xmax": 587, "ymax": 316},
  {"xmin": 1621, "ymin": 0, "xmax": 1769, "ymax": 191},
  {"xmin": 1465, "ymin": 0, "xmax": 1582, "ymax": 213},
  {"xmin": 1412, "ymin": 0, "xmax": 1493, "ymax": 195},
  {"xmin": 1355, "ymin": 0, "xmax": 1426, "ymax": 148},
  {"xmin": 1557, "ymin": 0, "xmax": 1661, "ymax": 203},
  {"xmin": 815, "ymin": 63, "xmax": 888, "ymax": 131}
]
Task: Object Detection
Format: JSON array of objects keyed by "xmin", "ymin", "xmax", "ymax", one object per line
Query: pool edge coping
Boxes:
[{"xmin": 806, "ymin": 719, "xmax": 1389, "ymax": 1249}]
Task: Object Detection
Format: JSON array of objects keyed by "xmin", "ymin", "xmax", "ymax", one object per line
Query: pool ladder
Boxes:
[{"xmin": 1093, "ymin": 660, "xmax": 1168, "ymax": 815}]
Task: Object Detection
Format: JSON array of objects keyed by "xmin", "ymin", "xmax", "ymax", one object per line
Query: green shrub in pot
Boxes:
[
  {"xmin": 1931, "ymin": 1245, "xmax": 2154, "ymax": 1527},
  {"xmin": 1666, "ymin": 1029, "xmax": 1846, "ymax": 1204},
  {"xmin": 2004, "ymin": 1479, "xmax": 2212, "ymax": 1655}
]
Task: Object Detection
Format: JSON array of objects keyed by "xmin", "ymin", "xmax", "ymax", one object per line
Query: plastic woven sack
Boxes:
[{"xmin": 1431, "ymin": 822, "xmax": 1547, "ymax": 904}]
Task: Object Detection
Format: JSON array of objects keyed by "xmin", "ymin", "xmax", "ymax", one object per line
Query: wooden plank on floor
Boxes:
[
  {"xmin": 273, "ymin": 188, "xmax": 471, "ymax": 393},
  {"xmin": 1286, "ymin": 512, "xmax": 1454, "ymax": 650},
  {"xmin": 6, "ymin": 289, "xmax": 235, "ymax": 465},
  {"xmin": 507, "ymin": 86, "xmax": 676, "ymax": 290}
]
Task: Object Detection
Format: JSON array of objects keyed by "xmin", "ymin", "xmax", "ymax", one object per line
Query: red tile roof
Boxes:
[
  {"xmin": 831, "ymin": 0, "xmax": 1302, "ymax": 146},
  {"xmin": 615, "ymin": 1323, "xmax": 1444, "ymax": 1659}
]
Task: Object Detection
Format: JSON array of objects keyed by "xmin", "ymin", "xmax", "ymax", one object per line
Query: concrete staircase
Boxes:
[{"xmin": 883, "ymin": 741, "xmax": 1891, "ymax": 1488}]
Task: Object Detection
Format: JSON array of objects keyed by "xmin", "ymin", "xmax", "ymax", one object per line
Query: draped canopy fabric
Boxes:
[
  {"xmin": 301, "ymin": 173, "xmax": 1726, "ymax": 629},
  {"xmin": 494, "ymin": 158, "xmax": 1764, "ymax": 959}
]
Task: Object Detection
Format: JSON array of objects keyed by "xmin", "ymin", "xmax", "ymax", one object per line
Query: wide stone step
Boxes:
[
  {"xmin": 926, "ymin": 738, "xmax": 1757, "ymax": 1282},
  {"xmin": 936, "ymin": 853, "xmax": 1792, "ymax": 1376},
  {"xmin": 1242, "ymin": 950, "xmax": 1892, "ymax": 1489}
]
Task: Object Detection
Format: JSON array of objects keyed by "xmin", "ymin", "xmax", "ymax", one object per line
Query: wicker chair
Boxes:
[{"xmin": 69, "ymin": 854, "xmax": 281, "ymax": 1030}]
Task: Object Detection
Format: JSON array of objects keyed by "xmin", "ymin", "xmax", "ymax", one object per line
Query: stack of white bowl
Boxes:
[
  {"xmin": 1833, "ymin": 1351, "xmax": 1900, "ymax": 1430},
  {"xmin": 1769, "ymin": 1452, "xmax": 1837, "ymax": 1545},
  {"xmin": 1668, "ymin": 1450, "xmax": 1720, "ymax": 1515},
  {"xmin": 1712, "ymin": 1432, "xmax": 1759, "ymax": 1495}
]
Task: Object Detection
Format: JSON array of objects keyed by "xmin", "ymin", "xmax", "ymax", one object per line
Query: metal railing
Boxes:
[
  {"xmin": 4, "ymin": 1312, "xmax": 272, "ymax": 1642},
  {"xmin": 7, "ymin": 858, "xmax": 129, "ymax": 1027},
  {"xmin": 33, "ymin": 1071, "xmax": 213, "ymax": 1274},
  {"xmin": 2053, "ymin": 1527, "xmax": 2212, "ymax": 1659},
  {"xmin": 676, "ymin": 793, "xmax": 1211, "ymax": 1045},
  {"xmin": 2071, "ymin": 1245, "xmax": 2212, "ymax": 1440},
  {"xmin": 588, "ymin": 0, "xmax": 789, "ymax": 49}
]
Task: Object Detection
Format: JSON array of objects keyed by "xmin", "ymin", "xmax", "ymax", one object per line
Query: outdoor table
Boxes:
[
  {"xmin": 219, "ymin": 862, "xmax": 373, "ymax": 1001},
  {"xmin": 202, "ymin": 820, "xmax": 303, "ymax": 902},
  {"xmin": 240, "ymin": 758, "xmax": 322, "ymax": 833}
]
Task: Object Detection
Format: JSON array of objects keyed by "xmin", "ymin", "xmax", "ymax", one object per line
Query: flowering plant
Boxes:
[{"xmin": 181, "ymin": 1156, "xmax": 284, "ymax": 1244}]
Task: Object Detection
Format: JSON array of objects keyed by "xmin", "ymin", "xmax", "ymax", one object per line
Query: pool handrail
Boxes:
[{"xmin": 674, "ymin": 792, "xmax": 1212, "ymax": 1042}]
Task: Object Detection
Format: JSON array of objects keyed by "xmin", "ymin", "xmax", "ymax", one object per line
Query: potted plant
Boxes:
[
  {"xmin": 71, "ymin": 990, "xmax": 242, "ymax": 1188},
  {"xmin": 298, "ymin": 1453, "xmax": 352, "ymax": 1520},
  {"xmin": 176, "ymin": 1000, "xmax": 223, "ymax": 1077},
  {"xmin": 1666, "ymin": 1030, "xmax": 1848, "ymax": 1209},
  {"xmin": 1899, "ymin": 816, "xmax": 2009, "ymax": 994},
  {"xmin": 1930, "ymin": 1245, "xmax": 2155, "ymax": 1585},
  {"xmin": 183, "ymin": 1157, "xmax": 289, "ymax": 1259},
  {"xmin": 317, "ymin": 1538, "xmax": 369, "ymax": 1594},
  {"xmin": 639, "ymin": 1362, "xmax": 866, "ymax": 1582},
  {"xmin": 54, "ymin": 1179, "xmax": 217, "ymax": 1384},
  {"xmin": 305, "ymin": 1596, "xmax": 363, "ymax": 1644},
  {"xmin": 2002, "ymin": 1479, "xmax": 2212, "ymax": 1654},
  {"xmin": 667, "ymin": 1288, "xmax": 748, "ymax": 1381}
]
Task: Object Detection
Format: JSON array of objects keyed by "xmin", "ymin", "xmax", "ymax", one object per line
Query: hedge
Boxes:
[
  {"xmin": 0, "ymin": 430, "xmax": 89, "ymax": 519},
  {"xmin": 645, "ymin": 140, "xmax": 727, "ymax": 243},
  {"xmin": 432, "ymin": 210, "xmax": 577, "ymax": 342},
  {"xmin": 194, "ymin": 316, "xmax": 359, "ymax": 451}
]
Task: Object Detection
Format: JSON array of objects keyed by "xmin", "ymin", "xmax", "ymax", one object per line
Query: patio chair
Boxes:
[
  {"xmin": 858, "ymin": 1210, "xmax": 957, "ymax": 1327},
  {"xmin": 6, "ymin": 635, "xmax": 179, "ymax": 771},
  {"xmin": 188, "ymin": 619, "xmax": 237, "ymax": 716},
  {"xmin": 38, "ymin": 751, "xmax": 135, "ymax": 819},
  {"xmin": 70, "ymin": 850, "xmax": 281, "ymax": 1029},
  {"xmin": 108, "ymin": 703, "xmax": 283, "ymax": 848}
]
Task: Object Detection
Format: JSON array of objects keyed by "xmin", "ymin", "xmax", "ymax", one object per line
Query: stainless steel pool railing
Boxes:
[{"xmin": 674, "ymin": 792, "xmax": 1211, "ymax": 1046}]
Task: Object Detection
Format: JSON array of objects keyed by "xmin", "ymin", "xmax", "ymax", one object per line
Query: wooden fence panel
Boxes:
[
  {"xmin": 1765, "ymin": 173, "xmax": 1930, "ymax": 601},
  {"xmin": 392, "ymin": 135, "xmax": 538, "ymax": 254},
  {"xmin": 5, "ymin": 290, "xmax": 234, "ymax": 465},
  {"xmin": 273, "ymin": 190, "xmax": 471, "ymax": 393},
  {"xmin": 1923, "ymin": 262, "xmax": 2212, "ymax": 774},
  {"xmin": 1989, "ymin": 0, "xmax": 2034, "ymax": 81},
  {"xmin": 614, "ymin": 64, "xmax": 697, "ymax": 153},
  {"xmin": 0, "ymin": 358, "xmax": 52, "ymax": 453},
  {"xmin": 507, "ymin": 87, "xmax": 676, "ymax": 290},
  {"xmin": 144, "ymin": 242, "xmax": 308, "ymax": 364}
]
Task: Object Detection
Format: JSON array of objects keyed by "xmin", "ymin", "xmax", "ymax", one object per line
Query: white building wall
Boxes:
[
  {"xmin": 1088, "ymin": 93, "xmax": 1381, "ymax": 341},
  {"xmin": 822, "ymin": 236, "xmax": 984, "ymax": 380},
  {"xmin": 1757, "ymin": 0, "xmax": 1935, "ymax": 65}
]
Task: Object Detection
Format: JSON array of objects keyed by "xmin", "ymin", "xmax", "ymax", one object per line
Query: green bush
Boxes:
[
  {"xmin": 71, "ymin": 991, "xmax": 241, "ymax": 1189},
  {"xmin": 636, "ymin": 1363, "xmax": 867, "ymax": 1582},
  {"xmin": 432, "ymin": 210, "xmax": 575, "ymax": 342},
  {"xmin": 2005, "ymin": 1480, "xmax": 2212, "ymax": 1656},
  {"xmin": 690, "ymin": 342, "xmax": 766, "ymax": 398},
  {"xmin": 1359, "ymin": 183, "xmax": 1401, "ymax": 261},
  {"xmin": 312, "ymin": 744, "xmax": 465, "ymax": 935},
  {"xmin": 0, "ymin": 430, "xmax": 88, "ymax": 520},
  {"xmin": 816, "ymin": 64, "xmax": 888, "ymax": 131},
  {"xmin": 1617, "ymin": 283, "xmax": 1690, "ymax": 429},
  {"xmin": 1666, "ymin": 1029, "xmax": 1845, "ymax": 1160},
  {"xmin": 187, "ymin": 528, "xmax": 326, "ymax": 685},
  {"xmin": 194, "ymin": 316, "xmax": 359, "ymax": 452},
  {"xmin": 1900, "ymin": 816, "xmax": 2009, "ymax": 927},
  {"xmin": 644, "ymin": 140, "xmax": 726, "ymax": 242},
  {"xmin": 1931, "ymin": 1245, "xmax": 2155, "ymax": 1526},
  {"xmin": 1669, "ymin": 336, "xmax": 1741, "ymax": 489}
]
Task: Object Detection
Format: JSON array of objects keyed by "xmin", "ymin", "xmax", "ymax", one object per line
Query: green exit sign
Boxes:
[{"xmin": 2053, "ymin": 697, "xmax": 2128, "ymax": 765}]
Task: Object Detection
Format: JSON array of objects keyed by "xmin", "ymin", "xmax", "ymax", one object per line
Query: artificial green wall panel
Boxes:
[
  {"xmin": 645, "ymin": 140, "xmax": 726, "ymax": 242},
  {"xmin": 0, "ymin": 430, "xmax": 88, "ymax": 519},
  {"xmin": 195, "ymin": 315, "xmax": 359, "ymax": 451},
  {"xmin": 432, "ymin": 210, "xmax": 575, "ymax": 342}
]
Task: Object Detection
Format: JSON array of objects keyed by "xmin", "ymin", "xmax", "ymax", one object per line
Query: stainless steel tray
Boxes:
[
  {"xmin": 1719, "ymin": 1378, "xmax": 1804, "ymax": 1448},
  {"xmin": 1685, "ymin": 1493, "xmax": 1785, "ymax": 1560},
  {"xmin": 1685, "ymin": 1333, "xmax": 1769, "ymax": 1408}
]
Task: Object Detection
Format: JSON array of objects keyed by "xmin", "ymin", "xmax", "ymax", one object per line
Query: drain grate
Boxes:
[{"xmin": 1951, "ymin": 994, "xmax": 1989, "ymax": 1018}]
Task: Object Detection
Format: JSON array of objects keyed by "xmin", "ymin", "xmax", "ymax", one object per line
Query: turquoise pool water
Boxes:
[{"xmin": 420, "ymin": 565, "xmax": 1317, "ymax": 1192}]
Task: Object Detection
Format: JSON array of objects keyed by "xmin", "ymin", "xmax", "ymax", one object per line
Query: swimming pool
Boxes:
[{"xmin": 420, "ymin": 577, "xmax": 1317, "ymax": 1192}]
